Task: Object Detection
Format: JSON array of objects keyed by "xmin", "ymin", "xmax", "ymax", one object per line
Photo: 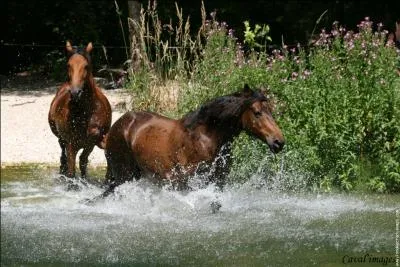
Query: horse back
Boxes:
[
  {"xmin": 106, "ymin": 111, "xmax": 186, "ymax": 176},
  {"xmin": 106, "ymin": 111, "xmax": 176, "ymax": 149}
]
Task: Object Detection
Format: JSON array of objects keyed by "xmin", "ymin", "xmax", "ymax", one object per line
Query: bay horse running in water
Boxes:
[
  {"xmin": 48, "ymin": 41, "xmax": 112, "ymax": 179},
  {"xmin": 99, "ymin": 84, "xmax": 284, "ymax": 199}
]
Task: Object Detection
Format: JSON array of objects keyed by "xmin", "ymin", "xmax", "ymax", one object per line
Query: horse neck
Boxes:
[
  {"xmin": 69, "ymin": 74, "xmax": 97, "ymax": 112},
  {"xmin": 181, "ymin": 95, "xmax": 249, "ymax": 153},
  {"xmin": 84, "ymin": 73, "xmax": 97, "ymax": 94},
  {"xmin": 79, "ymin": 74, "xmax": 99, "ymax": 103},
  {"xmin": 182, "ymin": 109, "xmax": 244, "ymax": 151},
  {"xmin": 212, "ymin": 123, "xmax": 240, "ymax": 144},
  {"xmin": 188, "ymin": 120, "xmax": 241, "ymax": 155}
]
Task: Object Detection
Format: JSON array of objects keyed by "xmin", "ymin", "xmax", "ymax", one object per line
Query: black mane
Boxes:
[{"xmin": 182, "ymin": 86, "xmax": 268, "ymax": 130}]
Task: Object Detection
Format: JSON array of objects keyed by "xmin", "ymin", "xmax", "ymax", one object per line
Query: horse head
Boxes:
[
  {"xmin": 240, "ymin": 84, "xmax": 285, "ymax": 153},
  {"xmin": 65, "ymin": 41, "xmax": 93, "ymax": 102}
]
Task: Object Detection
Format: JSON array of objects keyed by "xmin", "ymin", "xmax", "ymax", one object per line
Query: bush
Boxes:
[
  {"xmin": 126, "ymin": 2, "xmax": 400, "ymax": 192},
  {"xmin": 276, "ymin": 19, "xmax": 400, "ymax": 192}
]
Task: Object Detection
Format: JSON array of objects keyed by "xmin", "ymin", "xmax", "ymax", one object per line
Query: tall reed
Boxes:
[{"xmin": 125, "ymin": 2, "xmax": 400, "ymax": 192}]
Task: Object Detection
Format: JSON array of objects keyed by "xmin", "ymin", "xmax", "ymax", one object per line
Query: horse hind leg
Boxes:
[
  {"xmin": 82, "ymin": 165, "xmax": 126, "ymax": 205},
  {"xmin": 79, "ymin": 145, "xmax": 95, "ymax": 179},
  {"xmin": 58, "ymin": 139, "xmax": 68, "ymax": 176},
  {"xmin": 82, "ymin": 181, "xmax": 121, "ymax": 205},
  {"xmin": 98, "ymin": 154, "xmax": 140, "ymax": 199}
]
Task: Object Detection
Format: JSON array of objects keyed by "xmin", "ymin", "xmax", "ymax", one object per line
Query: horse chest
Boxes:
[
  {"xmin": 65, "ymin": 107, "xmax": 100, "ymax": 141},
  {"xmin": 184, "ymin": 131, "xmax": 218, "ymax": 162},
  {"xmin": 69, "ymin": 110, "xmax": 90, "ymax": 130}
]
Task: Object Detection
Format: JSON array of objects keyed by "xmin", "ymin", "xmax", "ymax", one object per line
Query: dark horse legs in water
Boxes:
[{"xmin": 89, "ymin": 84, "xmax": 284, "ymax": 203}]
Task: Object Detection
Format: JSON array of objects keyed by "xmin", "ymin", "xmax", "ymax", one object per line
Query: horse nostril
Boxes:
[
  {"xmin": 69, "ymin": 88, "xmax": 82, "ymax": 100},
  {"xmin": 273, "ymin": 139, "xmax": 285, "ymax": 152},
  {"xmin": 274, "ymin": 139, "xmax": 284, "ymax": 146}
]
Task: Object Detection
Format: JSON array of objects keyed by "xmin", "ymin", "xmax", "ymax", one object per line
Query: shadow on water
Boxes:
[{"xmin": 1, "ymin": 165, "xmax": 399, "ymax": 266}]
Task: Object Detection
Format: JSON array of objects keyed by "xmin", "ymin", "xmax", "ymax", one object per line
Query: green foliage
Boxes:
[
  {"xmin": 243, "ymin": 20, "xmax": 272, "ymax": 50},
  {"xmin": 178, "ymin": 18, "xmax": 240, "ymax": 114},
  {"xmin": 125, "ymin": 1, "xmax": 207, "ymax": 114},
  {"xmin": 186, "ymin": 17, "xmax": 399, "ymax": 192},
  {"xmin": 126, "ymin": 3, "xmax": 400, "ymax": 192},
  {"xmin": 273, "ymin": 19, "xmax": 400, "ymax": 192},
  {"xmin": 129, "ymin": 1, "xmax": 201, "ymax": 81},
  {"xmin": 124, "ymin": 66, "xmax": 157, "ymax": 111}
]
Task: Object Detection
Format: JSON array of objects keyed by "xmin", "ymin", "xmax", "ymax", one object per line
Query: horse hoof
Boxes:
[
  {"xmin": 66, "ymin": 182, "xmax": 81, "ymax": 191},
  {"xmin": 210, "ymin": 200, "xmax": 222, "ymax": 213},
  {"xmin": 78, "ymin": 177, "xmax": 89, "ymax": 187},
  {"xmin": 80, "ymin": 193, "xmax": 106, "ymax": 205},
  {"xmin": 80, "ymin": 197, "xmax": 97, "ymax": 206}
]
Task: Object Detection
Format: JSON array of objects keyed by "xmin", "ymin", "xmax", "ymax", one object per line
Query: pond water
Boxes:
[{"xmin": 1, "ymin": 165, "xmax": 399, "ymax": 266}]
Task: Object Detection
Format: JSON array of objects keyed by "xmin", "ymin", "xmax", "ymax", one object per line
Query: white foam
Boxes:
[{"xmin": 2, "ymin": 172, "xmax": 397, "ymax": 265}]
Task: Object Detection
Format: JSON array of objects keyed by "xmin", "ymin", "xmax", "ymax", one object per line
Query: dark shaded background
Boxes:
[{"xmin": 1, "ymin": 0, "xmax": 399, "ymax": 76}]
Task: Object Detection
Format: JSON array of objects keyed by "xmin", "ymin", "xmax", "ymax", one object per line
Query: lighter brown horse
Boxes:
[
  {"xmin": 48, "ymin": 41, "xmax": 112, "ymax": 179},
  {"xmin": 98, "ymin": 84, "xmax": 284, "ymax": 199}
]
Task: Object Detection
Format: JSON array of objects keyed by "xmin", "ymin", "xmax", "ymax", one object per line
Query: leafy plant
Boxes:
[
  {"xmin": 125, "ymin": 2, "xmax": 400, "ymax": 192},
  {"xmin": 243, "ymin": 20, "xmax": 272, "ymax": 50}
]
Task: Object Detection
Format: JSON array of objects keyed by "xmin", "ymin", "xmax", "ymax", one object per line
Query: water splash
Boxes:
[{"xmin": 1, "ymin": 167, "xmax": 398, "ymax": 266}]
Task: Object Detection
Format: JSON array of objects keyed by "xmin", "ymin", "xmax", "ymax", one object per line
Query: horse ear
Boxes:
[
  {"xmin": 66, "ymin": 41, "xmax": 74, "ymax": 54},
  {"xmin": 86, "ymin": 42, "xmax": 93, "ymax": 53}
]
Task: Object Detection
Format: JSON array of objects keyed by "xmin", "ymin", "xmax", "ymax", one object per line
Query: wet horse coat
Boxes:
[
  {"xmin": 100, "ymin": 85, "xmax": 284, "ymax": 198},
  {"xmin": 48, "ymin": 41, "xmax": 112, "ymax": 178}
]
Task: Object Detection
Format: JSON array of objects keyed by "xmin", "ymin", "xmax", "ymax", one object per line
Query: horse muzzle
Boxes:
[
  {"xmin": 69, "ymin": 87, "xmax": 83, "ymax": 101},
  {"xmin": 268, "ymin": 138, "xmax": 285, "ymax": 153}
]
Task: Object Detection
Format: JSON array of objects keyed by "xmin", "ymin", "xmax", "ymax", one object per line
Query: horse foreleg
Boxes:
[
  {"xmin": 81, "ymin": 166, "xmax": 121, "ymax": 204},
  {"xmin": 79, "ymin": 145, "xmax": 95, "ymax": 179},
  {"xmin": 82, "ymin": 181, "xmax": 120, "ymax": 205},
  {"xmin": 66, "ymin": 143, "xmax": 78, "ymax": 178},
  {"xmin": 102, "ymin": 182, "xmax": 120, "ymax": 198},
  {"xmin": 212, "ymin": 144, "xmax": 233, "ymax": 191},
  {"xmin": 58, "ymin": 139, "xmax": 68, "ymax": 175},
  {"xmin": 98, "ymin": 153, "xmax": 139, "ymax": 199}
]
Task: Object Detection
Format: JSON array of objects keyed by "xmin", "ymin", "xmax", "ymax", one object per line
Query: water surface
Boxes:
[{"xmin": 1, "ymin": 165, "xmax": 398, "ymax": 266}]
